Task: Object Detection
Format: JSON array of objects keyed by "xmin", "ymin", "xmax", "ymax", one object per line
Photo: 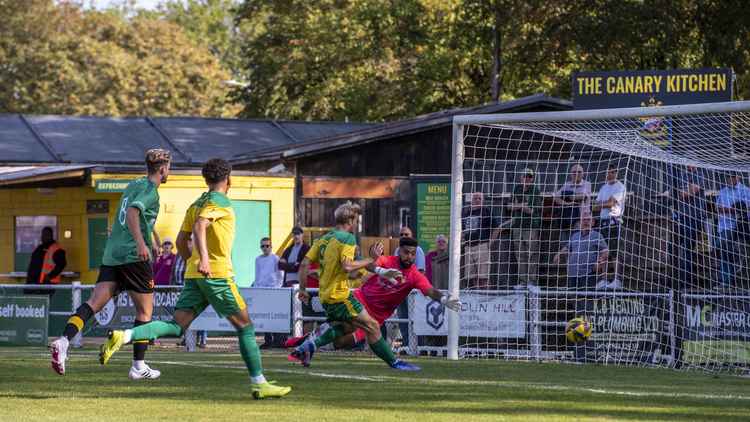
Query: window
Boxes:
[
  {"xmin": 399, "ymin": 207, "xmax": 411, "ymax": 229},
  {"xmin": 15, "ymin": 216, "xmax": 57, "ymax": 272}
]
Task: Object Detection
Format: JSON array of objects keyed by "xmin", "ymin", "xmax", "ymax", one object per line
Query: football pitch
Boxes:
[{"xmin": 1, "ymin": 346, "xmax": 749, "ymax": 421}]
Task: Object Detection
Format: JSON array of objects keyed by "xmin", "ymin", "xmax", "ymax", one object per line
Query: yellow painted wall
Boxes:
[{"xmin": 0, "ymin": 173, "xmax": 294, "ymax": 284}]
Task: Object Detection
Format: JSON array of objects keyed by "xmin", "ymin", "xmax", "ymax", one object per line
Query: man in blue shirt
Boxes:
[{"xmin": 715, "ymin": 171, "xmax": 750, "ymax": 287}]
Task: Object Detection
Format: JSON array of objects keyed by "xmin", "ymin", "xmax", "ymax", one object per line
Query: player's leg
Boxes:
[
  {"xmin": 118, "ymin": 261, "xmax": 158, "ymax": 378},
  {"xmin": 207, "ymin": 278, "xmax": 290, "ymax": 399},
  {"xmin": 288, "ymin": 300, "xmax": 359, "ymax": 367},
  {"xmin": 50, "ymin": 268, "xmax": 118, "ymax": 375},
  {"xmin": 353, "ymin": 310, "xmax": 419, "ymax": 371},
  {"xmin": 99, "ymin": 279, "xmax": 206, "ymax": 365},
  {"xmin": 128, "ymin": 290, "xmax": 157, "ymax": 379},
  {"xmin": 333, "ymin": 327, "xmax": 366, "ymax": 349},
  {"xmin": 310, "ymin": 321, "xmax": 353, "ymax": 349}
]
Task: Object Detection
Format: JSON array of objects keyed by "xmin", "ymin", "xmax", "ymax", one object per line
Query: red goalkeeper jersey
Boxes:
[{"xmin": 358, "ymin": 255, "xmax": 433, "ymax": 321}]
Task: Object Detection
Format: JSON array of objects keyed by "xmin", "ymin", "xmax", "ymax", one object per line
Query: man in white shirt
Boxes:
[
  {"xmin": 254, "ymin": 237, "xmax": 283, "ymax": 348},
  {"xmin": 254, "ymin": 237, "xmax": 283, "ymax": 288},
  {"xmin": 593, "ymin": 164, "xmax": 626, "ymax": 286}
]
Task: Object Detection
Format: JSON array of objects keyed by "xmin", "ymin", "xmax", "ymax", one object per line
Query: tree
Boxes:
[
  {"xmin": 158, "ymin": 0, "xmax": 245, "ymax": 78},
  {"xmin": 0, "ymin": 0, "xmax": 239, "ymax": 117},
  {"xmin": 233, "ymin": 0, "xmax": 750, "ymax": 121},
  {"xmin": 234, "ymin": 0, "xmax": 467, "ymax": 121}
]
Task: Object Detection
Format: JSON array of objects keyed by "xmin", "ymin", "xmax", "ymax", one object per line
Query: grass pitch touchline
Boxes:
[
  {"xmin": 9, "ymin": 350, "xmax": 750, "ymax": 402},
  {"xmin": 150, "ymin": 359, "xmax": 750, "ymax": 402},
  {"xmin": 152, "ymin": 360, "xmax": 383, "ymax": 382}
]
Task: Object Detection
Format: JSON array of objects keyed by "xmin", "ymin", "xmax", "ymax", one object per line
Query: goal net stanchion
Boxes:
[{"xmin": 447, "ymin": 101, "xmax": 750, "ymax": 374}]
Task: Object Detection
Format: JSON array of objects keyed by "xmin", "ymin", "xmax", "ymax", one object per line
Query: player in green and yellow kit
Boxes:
[
  {"xmin": 289, "ymin": 201, "xmax": 420, "ymax": 371},
  {"xmin": 98, "ymin": 158, "xmax": 291, "ymax": 399},
  {"xmin": 50, "ymin": 149, "xmax": 171, "ymax": 379}
]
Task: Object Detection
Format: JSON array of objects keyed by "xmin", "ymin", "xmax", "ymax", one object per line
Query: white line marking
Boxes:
[
  {"xmin": 152, "ymin": 360, "xmax": 383, "ymax": 382},
  {"xmin": 8, "ymin": 351, "xmax": 750, "ymax": 401},
  {"xmin": 150, "ymin": 360, "xmax": 750, "ymax": 402}
]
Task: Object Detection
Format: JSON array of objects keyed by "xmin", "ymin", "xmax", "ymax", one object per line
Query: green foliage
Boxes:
[
  {"xmin": 2, "ymin": 1, "xmax": 749, "ymax": 120},
  {"xmin": 0, "ymin": 0, "xmax": 239, "ymax": 117},
  {"xmin": 159, "ymin": 0, "xmax": 245, "ymax": 78},
  {"xmin": 233, "ymin": 0, "xmax": 750, "ymax": 121}
]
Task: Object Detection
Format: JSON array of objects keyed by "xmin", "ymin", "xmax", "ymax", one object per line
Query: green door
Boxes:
[
  {"xmin": 231, "ymin": 200, "xmax": 271, "ymax": 287},
  {"xmin": 88, "ymin": 217, "xmax": 109, "ymax": 269}
]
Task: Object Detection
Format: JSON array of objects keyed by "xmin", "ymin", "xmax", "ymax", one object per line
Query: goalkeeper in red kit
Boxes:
[{"xmin": 287, "ymin": 236, "xmax": 460, "ymax": 358}]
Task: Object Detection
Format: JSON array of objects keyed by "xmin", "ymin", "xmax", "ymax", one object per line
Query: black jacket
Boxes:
[
  {"xmin": 26, "ymin": 240, "xmax": 66, "ymax": 284},
  {"xmin": 278, "ymin": 243, "xmax": 310, "ymax": 285}
]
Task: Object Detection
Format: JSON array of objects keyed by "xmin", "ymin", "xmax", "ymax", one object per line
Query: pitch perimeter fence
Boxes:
[{"xmin": 0, "ymin": 283, "xmax": 747, "ymax": 371}]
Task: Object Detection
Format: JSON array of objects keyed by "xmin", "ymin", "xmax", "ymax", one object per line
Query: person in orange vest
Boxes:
[{"xmin": 25, "ymin": 227, "xmax": 67, "ymax": 290}]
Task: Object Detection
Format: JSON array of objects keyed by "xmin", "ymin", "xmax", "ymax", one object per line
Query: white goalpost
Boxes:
[{"xmin": 444, "ymin": 101, "xmax": 750, "ymax": 374}]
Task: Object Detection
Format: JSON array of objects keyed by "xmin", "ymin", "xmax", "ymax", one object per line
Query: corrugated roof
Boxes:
[
  {"xmin": 233, "ymin": 94, "xmax": 572, "ymax": 163},
  {"xmin": 0, "ymin": 115, "xmax": 373, "ymax": 166},
  {"xmin": 278, "ymin": 121, "xmax": 374, "ymax": 142},
  {"xmin": 0, "ymin": 164, "xmax": 96, "ymax": 186},
  {"xmin": 27, "ymin": 116, "xmax": 171, "ymax": 164},
  {"xmin": 0, "ymin": 115, "xmax": 58, "ymax": 162}
]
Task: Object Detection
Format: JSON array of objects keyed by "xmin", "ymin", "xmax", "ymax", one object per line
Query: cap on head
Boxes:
[
  {"xmin": 292, "ymin": 226, "xmax": 304, "ymax": 235},
  {"xmin": 523, "ymin": 168, "xmax": 535, "ymax": 177}
]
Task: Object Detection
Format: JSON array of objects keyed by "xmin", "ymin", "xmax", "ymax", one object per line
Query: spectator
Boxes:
[
  {"xmin": 392, "ymin": 226, "xmax": 426, "ymax": 350},
  {"xmin": 25, "ymin": 226, "xmax": 66, "ymax": 296},
  {"xmin": 715, "ymin": 172, "xmax": 750, "ymax": 287},
  {"xmin": 279, "ymin": 226, "xmax": 310, "ymax": 287},
  {"xmin": 671, "ymin": 165, "xmax": 707, "ymax": 289},
  {"xmin": 508, "ymin": 168, "xmax": 542, "ymax": 288},
  {"xmin": 254, "ymin": 237, "xmax": 283, "ymax": 288},
  {"xmin": 553, "ymin": 212, "xmax": 608, "ymax": 363},
  {"xmin": 425, "ymin": 234, "xmax": 448, "ymax": 283},
  {"xmin": 393, "ymin": 227, "xmax": 425, "ymax": 272},
  {"xmin": 253, "ymin": 237, "xmax": 284, "ymax": 348},
  {"xmin": 593, "ymin": 164, "xmax": 626, "ymax": 287},
  {"xmin": 553, "ymin": 212, "xmax": 609, "ymax": 290},
  {"xmin": 153, "ymin": 238, "xmax": 176, "ymax": 286},
  {"xmin": 462, "ymin": 192, "xmax": 503, "ymax": 289},
  {"xmin": 554, "ymin": 164, "xmax": 592, "ymax": 232},
  {"xmin": 171, "ymin": 236, "xmax": 191, "ymax": 286}
]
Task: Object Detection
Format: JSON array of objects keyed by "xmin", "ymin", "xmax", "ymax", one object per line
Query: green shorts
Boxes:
[
  {"xmin": 322, "ymin": 292, "xmax": 363, "ymax": 322},
  {"xmin": 175, "ymin": 278, "xmax": 246, "ymax": 318}
]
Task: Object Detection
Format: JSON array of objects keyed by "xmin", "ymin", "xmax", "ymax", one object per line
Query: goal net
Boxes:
[{"xmin": 443, "ymin": 101, "xmax": 750, "ymax": 374}]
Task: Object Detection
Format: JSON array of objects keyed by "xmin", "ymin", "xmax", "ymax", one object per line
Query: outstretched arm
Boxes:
[{"xmin": 425, "ymin": 287, "xmax": 461, "ymax": 312}]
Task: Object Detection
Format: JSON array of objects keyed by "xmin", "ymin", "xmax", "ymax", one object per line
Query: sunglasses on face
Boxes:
[
  {"xmin": 261, "ymin": 245, "xmax": 271, "ymax": 248},
  {"xmin": 400, "ymin": 233, "xmax": 409, "ymax": 237}
]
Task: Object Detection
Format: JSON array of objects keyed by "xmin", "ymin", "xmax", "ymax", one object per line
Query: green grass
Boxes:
[{"xmin": 1, "ymin": 346, "xmax": 749, "ymax": 421}]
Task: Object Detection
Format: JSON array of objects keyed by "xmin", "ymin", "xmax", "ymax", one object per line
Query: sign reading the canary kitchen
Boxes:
[{"xmin": 572, "ymin": 68, "xmax": 733, "ymax": 109}]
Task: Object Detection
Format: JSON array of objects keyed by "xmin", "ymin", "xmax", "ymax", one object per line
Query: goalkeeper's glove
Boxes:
[
  {"xmin": 374, "ymin": 267, "xmax": 402, "ymax": 280},
  {"xmin": 440, "ymin": 295, "xmax": 462, "ymax": 312}
]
